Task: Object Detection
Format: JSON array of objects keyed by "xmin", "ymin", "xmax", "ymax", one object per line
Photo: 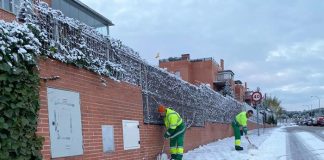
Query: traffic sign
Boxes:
[{"xmin": 252, "ymin": 91, "xmax": 262, "ymax": 102}]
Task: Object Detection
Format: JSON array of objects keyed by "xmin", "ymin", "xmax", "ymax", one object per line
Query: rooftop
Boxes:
[{"xmin": 159, "ymin": 54, "xmax": 219, "ymax": 65}]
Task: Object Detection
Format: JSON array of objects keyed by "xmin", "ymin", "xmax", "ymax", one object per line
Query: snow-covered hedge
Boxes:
[
  {"xmin": 19, "ymin": 0, "xmax": 124, "ymax": 81},
  {"xmin": 0, "ymin": 20, "xmax": 43, "ymax": 160},
  {"xmin": 17, "ymin": 0, "xmax": 262, "ymax": 126}
]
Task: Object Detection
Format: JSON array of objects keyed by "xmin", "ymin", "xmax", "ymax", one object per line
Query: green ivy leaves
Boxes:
[{"xmin": 0, "ymin": 21, "xmax": 43, "ymax": 160}]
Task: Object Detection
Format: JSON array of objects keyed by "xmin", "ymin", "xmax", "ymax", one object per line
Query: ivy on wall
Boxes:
[{"xmin": 0, "ymin": 21, "xmax": 43, "ymax": 160}]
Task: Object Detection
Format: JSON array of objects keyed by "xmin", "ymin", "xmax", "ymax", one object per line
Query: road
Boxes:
[{"xmin": 285, "ymin": 126, "xmax": 324, "ymax": 160}]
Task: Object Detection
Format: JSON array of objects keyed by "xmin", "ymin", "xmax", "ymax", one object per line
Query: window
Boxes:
[
  {"xmin": 96, "ymin": 26, "xmax": 109, "ymax": 36},
  {"xmin": 175, "ymin": 71, "xmax": 181, "ymax": 78},
  {"xmin": 52, "ymin": 0, "xmax": 110, "ymax": 36},
  {"xmin": 0, "ymin": 0, "xmax": 21, "ymax": 15}
]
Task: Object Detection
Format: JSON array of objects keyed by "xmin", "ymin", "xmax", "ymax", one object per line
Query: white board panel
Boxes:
[
  {"xmin": 47, "ymin": 88, "xmax": 83, "ymax": 158},
  {"xmin": 102, "ymin": 125, "xmax": 115, "ymax": 152},
  {"xmin": 122, "ymin": 120, "xmax": 140, "ymax": 150}
]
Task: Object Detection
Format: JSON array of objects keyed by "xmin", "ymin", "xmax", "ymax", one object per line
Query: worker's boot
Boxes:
[
  {"xmin": 171, "ymin": 154, "xmax": 177, "ymax": 160},
  {"xmin": 235, "ymin": 146, "xmax": 243, "ymax": 151},
  {"xmin": 177, "ymin": 154, "xmax": 183, "ymax": 160}
]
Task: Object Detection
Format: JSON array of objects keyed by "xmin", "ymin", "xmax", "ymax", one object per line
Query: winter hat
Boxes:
[{"xmin": 158, "ymin": 105, "xmax": 166, "ymax": 113}]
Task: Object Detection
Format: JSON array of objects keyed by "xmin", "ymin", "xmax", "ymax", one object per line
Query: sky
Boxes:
[{"xmin": 80, "ymin": 0, "xmax": 324, "ymax": 111}]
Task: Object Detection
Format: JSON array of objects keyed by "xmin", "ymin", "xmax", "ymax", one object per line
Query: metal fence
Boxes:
[
  {"xmin": 20, "ymin": 1, "xmax": 262, "ymax": 127},
  {"xmin": 18, "ymin": 1, "xmax": 122, "ymax": 78}
]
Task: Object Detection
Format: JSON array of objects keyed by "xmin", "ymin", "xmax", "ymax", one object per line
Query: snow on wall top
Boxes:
[{"xmin": 14, "ymin": 0, "xmax": 262, "ymax": 126}]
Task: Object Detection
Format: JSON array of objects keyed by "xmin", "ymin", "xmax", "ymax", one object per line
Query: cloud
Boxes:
[{"xmin": 266, "ymin": 40, "xmax": 324, "ymax": 62}]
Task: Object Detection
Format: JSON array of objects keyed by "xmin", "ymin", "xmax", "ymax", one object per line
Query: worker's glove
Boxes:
[
  {"xmin": 163, "ymin": 132, "xmax": 170, "ymax": 139},
  {"xmin": 240, "ymin": 129, "xmax": 243, "ymax": 136}
]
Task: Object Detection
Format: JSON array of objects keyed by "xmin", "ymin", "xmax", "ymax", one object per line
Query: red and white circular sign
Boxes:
[{"xmin": 252, "ymin": 92, "xmax": 262, "ymax": 102}]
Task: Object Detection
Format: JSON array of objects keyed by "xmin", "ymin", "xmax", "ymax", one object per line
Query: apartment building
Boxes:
[
  {"xmin": 0, "ymin": 0, "xmax": 113, "ymax": 35},
  {"xmin": 159, "ymin": 54, "xmax": 247, "ymax": 102}
]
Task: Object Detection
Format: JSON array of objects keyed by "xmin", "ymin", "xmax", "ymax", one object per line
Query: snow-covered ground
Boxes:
[
  {"xmin": 184, "ymin": 126, "xmax": 287, "ymax": 160},
  {"xmin": 184, "ymin": 126, "xmax": 288, "ymax": 160}
]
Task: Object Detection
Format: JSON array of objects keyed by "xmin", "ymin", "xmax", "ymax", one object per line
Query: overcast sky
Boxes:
[{"xmin": 80, "ymin": 0, "xmax": 324, "ymax": 111}]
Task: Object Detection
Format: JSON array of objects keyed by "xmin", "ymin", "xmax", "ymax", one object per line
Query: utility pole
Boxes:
[{"xmin": 252, "ymin": 91, "xmax": 262, "ymax": 136}]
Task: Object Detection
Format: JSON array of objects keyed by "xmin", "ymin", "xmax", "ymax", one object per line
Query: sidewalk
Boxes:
[{"xmin": 183, "ymin": 126, "xmax": 287, "ymax": 160}]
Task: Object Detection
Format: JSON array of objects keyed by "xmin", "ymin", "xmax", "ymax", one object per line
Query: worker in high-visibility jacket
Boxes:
[
  {"xmin": 158, "ymin": 105, "xmax": 186, "ymax": 160},
  {"xmin": 231, "ymin": 110, "xmax": 253, "ymax": 151}
]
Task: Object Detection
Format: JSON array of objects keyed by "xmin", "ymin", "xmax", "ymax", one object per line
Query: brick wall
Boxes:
[
  {"xmin": 0, "ymin": 9, "xmax": 16, "ymax": 22},
  {"xmin": 191, "ymin": 60, "xmax": 214, "ymax": 86},
  {"xmin": 235, "ymin": 84, "xmax": 245, "ymax": 102},
  {"xmin": 159, "ymin": 60, "xmax": 191, "ymax": 82},
  {"xmin": 37, "ymin": 58, "xmax": 145, "ymax": 160},
  {"xmin": 0, "ymin": 0, "xmax": 51, "ymax": 22},
  {"xmin": 43, "ymin": 0, "xmax": 52, "ymax": 6},
  {"xmin": 37, "ymin": 58, "xmax": 272, "ymax": 160},
  {"xmin": 159, "ymin": 59, "xmax": 220, "ymax": 87}
]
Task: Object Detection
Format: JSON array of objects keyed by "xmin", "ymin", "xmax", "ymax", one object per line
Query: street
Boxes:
[
  {"xmin": 286, "ymin": 126, "xmax": 324, "ymax": 160},
  {"xmin": 184, "ymin": 125, "xmax": 324, "ymax": 160}
]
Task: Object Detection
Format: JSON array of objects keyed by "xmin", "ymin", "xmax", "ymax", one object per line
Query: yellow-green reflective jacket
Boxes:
[
  {"xmin": 235, "ymin": 111, "xmax": 248, "ymax": 127},
  {"xmin": 164, "ymin": 108, "xmax": 183, "ymax": 129}
]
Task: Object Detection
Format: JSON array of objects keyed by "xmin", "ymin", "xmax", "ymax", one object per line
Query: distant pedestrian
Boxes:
[
  {"xmin": 158, "ymin": 105, "xmax": 186, "ymax": 160},
  {"xmin": 232, "ymin": 110, "xmax": 253, "ymax": 150}
]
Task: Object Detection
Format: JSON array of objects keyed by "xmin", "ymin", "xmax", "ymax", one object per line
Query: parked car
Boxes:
[
  {"xmin": 316, "ymin": 116, "xmax": 324, "ymax": 126},
  {"xmin": 312, "ymin": 117, "xmax": 318, "ymax": 126},
  {"xmin": 301, "ymin": 120, "xmax": 308, "ymax": 125},
  {"xmin": 307, "ymin": 119, "xmax": 313, "ymax": 126}
]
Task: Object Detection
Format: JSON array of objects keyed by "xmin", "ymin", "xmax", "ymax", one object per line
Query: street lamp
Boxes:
[{"xmin": 311, "ymin": 96, "xmax": 320, "ymax": 109}]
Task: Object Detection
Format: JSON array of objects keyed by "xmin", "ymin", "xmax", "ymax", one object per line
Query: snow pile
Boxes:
[{"xmin": 184, "ymin": 127, "xmax": 286, "ymax": 160}]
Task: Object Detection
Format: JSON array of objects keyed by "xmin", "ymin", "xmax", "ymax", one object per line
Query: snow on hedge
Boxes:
[
  {"xmin": 0, "ymin": 21, "xmax": 41, "ymax": 66},
  {"xmin": 13, "ymin": 0, "xmax": 262, "ymax": 126},
  {"xmin": 18, "ymin": 0, "xmax": 124, "ymax": 80}
]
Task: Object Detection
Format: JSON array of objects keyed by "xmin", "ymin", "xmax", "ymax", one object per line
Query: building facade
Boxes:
[
  {"xmin": 159, "ymin": 54, "xmax": 248, "ymax": 102},
  {"xmin": 159, "ymin": 54, "xmax": 219, "ymax": 88},
  {"xmin": 0, "ymin": 0, "xmax": 112, "ymax": 36}
]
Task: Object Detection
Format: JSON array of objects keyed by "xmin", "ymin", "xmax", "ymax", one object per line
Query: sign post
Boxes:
[{"xmin": 252, "ymin": 91, "xmax": 262, "ymax": 136}]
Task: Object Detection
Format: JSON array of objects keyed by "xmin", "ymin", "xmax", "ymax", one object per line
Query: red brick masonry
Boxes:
[{"xmin": 37, "ymin": 59, "xmax": 271, "ymax": 160}]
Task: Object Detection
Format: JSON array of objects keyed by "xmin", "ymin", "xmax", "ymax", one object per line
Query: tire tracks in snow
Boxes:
[{"xmin": 285, "ymin": 127, "xmax": 320, "ymax": 160}]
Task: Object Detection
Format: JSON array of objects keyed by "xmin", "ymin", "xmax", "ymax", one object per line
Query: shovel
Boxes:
[
  {"xmin": 156, "ymin": 139, "xmax": 168, "ymax": 160},
  {"xmin": 246, "ymin": 136, "xmax": 258, "ymax": 149}
]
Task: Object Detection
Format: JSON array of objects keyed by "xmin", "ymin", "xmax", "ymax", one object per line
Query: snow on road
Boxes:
[
  {"xmin": 184, "ymin": 126, "xmax": 287, "ymax": 160},
  {"xmin": 296, "ymin": 132, "xmax": 324, "ymax": 159}
]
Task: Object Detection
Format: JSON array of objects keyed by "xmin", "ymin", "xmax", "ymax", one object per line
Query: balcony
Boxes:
[{"xmin": 216, "ymin": 70, "xmax": 234, "ymax": 82}]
